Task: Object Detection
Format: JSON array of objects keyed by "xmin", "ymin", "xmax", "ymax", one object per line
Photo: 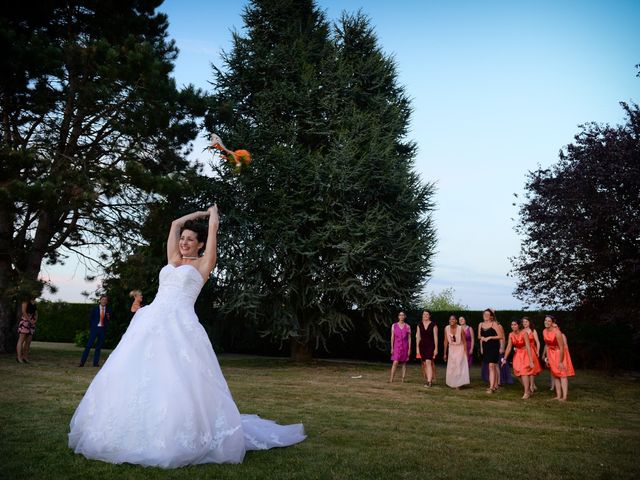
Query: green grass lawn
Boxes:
[{"xmin": 1, "ymin": 342, "xmax": 639, "ymax": 480}]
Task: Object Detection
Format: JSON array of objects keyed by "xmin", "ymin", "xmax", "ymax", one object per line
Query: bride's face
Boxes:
[{"xmin": 179, "ymin": 229, "xmax": 204, "ymax": 257}]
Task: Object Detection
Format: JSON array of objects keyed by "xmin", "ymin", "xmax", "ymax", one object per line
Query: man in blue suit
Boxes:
[{"xmin": 78, "ymin": 295, "xmax": 112, "ymax": 367}]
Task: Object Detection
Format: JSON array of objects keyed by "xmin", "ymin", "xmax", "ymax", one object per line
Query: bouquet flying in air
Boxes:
[{"xmin": 208, "ymin": 134, "xmax": 252, "ymax": 173}]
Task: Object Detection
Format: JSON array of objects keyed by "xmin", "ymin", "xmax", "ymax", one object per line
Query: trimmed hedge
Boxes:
[
  {"xmin": 35, "ymin": 302, "xmax": 638, "ymax": 368},
  {"xmin": 35, "ymin": 301, "xmax": 92, "ymax": 343}
]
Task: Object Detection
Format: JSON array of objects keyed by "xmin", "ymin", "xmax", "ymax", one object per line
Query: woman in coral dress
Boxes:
[
  {"xmin": 389, "ymin": 312, "xmax": 411, "ymax": 383},
  {"xmin": 521, "ymin": 317, "xmax": 542, "ymax": 391},
  {"xmin": 443, "ymin": 315, "xmax": 470, "ymax": 389},
  {"xmin": 543, "ymin": 315, "xmax": 575, "ymax": 401},
  {"xmin": 503, "ymin": 320, "xmax": 535, "ymax": 399}
]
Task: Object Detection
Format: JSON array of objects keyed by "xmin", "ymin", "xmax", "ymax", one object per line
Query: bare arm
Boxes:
[
  {"xmin": 390, "ymin": 325, "xmax": 395, "ymax": 354},
  {"xmin": 557, "ymin": 330, "xmax": 566, "ymax": 365},
  {"xmin": 462, "ymin": 329, "xmax": 469, "ymax": 357},
  {"xmin": 502, "ymin": 334, "xmax": 514, "ymax": 362},
  {"xmin": 524, "ymin": 333, "xmax": 534, "ymax": 368},
  {"xmin": 433, "ymin": 325, "xmax": 439, "ymax": 358},
  {"xmin": 443, "ymin": 326, "xmax": 449, "ymax": 361},
  {"xmin": 496, "ymin": 323, "xmax": 505, "ymax": 352},
  {"xmin": 407, "ymin": 326, "xmax": 412, "ymax": 357},
  {"xmin": 469, "ymin": 327, "xmax": 475, "ymax": 353},
  {"xmin": 196, "ymin": 205, "xmax": 220, "ymax": 278},
  {"xmin": 21, "ymin": 301, "xmax": 28, "ymax": 316}
]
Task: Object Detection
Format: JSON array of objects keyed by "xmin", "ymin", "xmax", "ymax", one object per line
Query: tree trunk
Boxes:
[
  {"xmin": 0, "ymin": 201, "xmax": 16, "ymax": 353},
  {"xmin": 0, "ymin": 294, "xmax": 17, "ymax": 353},
  {"xmin": 0, "ymin": 224, "xmax": 46, "ymax": 353},
  {"xmin": 290, "ymin": 338, "xmax": 313, "ymax": 362}
]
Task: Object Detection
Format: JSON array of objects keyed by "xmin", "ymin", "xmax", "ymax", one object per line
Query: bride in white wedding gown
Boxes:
[{"xmin": 69, "ymin": 206, "xmax": 305, "ymax": 468}]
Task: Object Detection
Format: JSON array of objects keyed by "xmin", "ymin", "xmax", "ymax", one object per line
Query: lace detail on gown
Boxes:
[{"xmin": 68, "ymin": 264, "xmax": 305, "ymax": 468}]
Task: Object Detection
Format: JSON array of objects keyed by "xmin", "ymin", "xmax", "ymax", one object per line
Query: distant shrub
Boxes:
[{"xmin": 74, "ymin": 330, "xmax": 89, "ymax": 347}]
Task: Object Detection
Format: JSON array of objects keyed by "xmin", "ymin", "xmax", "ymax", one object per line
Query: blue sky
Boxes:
[{"xmin": 43, "ymin": 0, "xmax": 640, "ymax": 308}]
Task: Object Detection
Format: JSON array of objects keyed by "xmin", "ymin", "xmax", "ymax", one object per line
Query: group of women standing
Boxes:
[{"xmin": 389, "ymin": 310, "xmax": 575, "ymax": 400}]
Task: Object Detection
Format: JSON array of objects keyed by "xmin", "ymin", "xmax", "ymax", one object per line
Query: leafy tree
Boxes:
[
  {"xmin": 206, "ymin": 1, "xmax": 436, "ymax": 360},
  {"xmin": 421, "ymin": 288, "xmax": 468, "ymax": 312},
  {"xmin": 511, "ymin": 98, "xmax": 640, "ymax": 333},
  {"xmin": 0, "ymin": 0, "xmax": 205, "ymax": 352}
]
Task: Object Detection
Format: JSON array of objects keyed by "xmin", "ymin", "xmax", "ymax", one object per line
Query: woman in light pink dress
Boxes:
[
  {"xmin": 389, "ymin": 311, "xmax": 411, "ymax": 383},
  {"xmin": 444, "ymin": 315, "xmax": 470, "ymax": 389}
]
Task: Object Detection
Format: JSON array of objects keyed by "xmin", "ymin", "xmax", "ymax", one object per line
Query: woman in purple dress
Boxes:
[
  {"xmin": 389, "ymin": 311, "xmax": 411, "ymax": 383},
  {"xmin": 459, "ymin": 316, "xmax": 474, "ymax": 369}
]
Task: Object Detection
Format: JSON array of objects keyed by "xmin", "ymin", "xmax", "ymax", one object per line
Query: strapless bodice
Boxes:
[{"xmin": 153, "ymin": 264, "xmax": 205, "ymax": 307}]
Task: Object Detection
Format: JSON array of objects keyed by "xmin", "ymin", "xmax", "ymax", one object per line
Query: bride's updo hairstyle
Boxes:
[{"xmin": 181, "ymin": 220, "xmax": 208, "ymax": 255}]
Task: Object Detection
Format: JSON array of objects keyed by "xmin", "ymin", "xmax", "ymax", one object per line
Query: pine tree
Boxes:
[
  {"xmin": 0, "ymin": 0, "xmax": 206, "ymax": 351},
  {"xmin": 207, "ymin": 1, "xmax": 436, "ymax": 360}
]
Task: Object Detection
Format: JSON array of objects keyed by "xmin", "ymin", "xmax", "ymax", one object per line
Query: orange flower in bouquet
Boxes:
[
  {"xmin": 208, "ymin": 134, "xmax": 252, "ymax": 173},
  {"xmin": 234, "ymin": 149, "xmax": 252, "ymax": 166}
]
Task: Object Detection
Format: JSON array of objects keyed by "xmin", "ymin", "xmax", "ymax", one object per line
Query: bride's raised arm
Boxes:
[
  {"xmin": 199, "ymin": 205, "xmax": 220, "ymax": 274},
  {"xmin": 167, "ymin": 210, "xmax": 207, "ymax": 265}
]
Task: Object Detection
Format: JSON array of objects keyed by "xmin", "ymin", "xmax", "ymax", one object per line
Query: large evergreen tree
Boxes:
[
  {"xmin": 206, "ymin": 1, "xmax": 436, "ymax": 360},
  {"xmin": 0, "ymin": 0, "xmax": 205, "ymax": 351}
]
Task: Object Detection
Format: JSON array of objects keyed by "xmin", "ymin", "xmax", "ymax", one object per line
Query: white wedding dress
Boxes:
[{"xmin": 69, "ymin": 264, "xmax": 305, "ymax": 468}]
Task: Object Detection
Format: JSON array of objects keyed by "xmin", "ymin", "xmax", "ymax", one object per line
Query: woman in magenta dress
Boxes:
[{"xmin": 389, "ymin": 311, "xmax": 411, "ymax": 383}]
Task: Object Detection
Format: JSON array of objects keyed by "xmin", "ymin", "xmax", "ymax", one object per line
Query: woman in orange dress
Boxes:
[
  {"xmin": 502, "ymin": 320, "xmax": 535, "ymax": 399},
  {"xmin": 543, "ymin": 315, "xmax": 575, "ymax": 401},
  {"xmin": 521, "ymin": 317, "xmax": 542, "ymax": 391}
]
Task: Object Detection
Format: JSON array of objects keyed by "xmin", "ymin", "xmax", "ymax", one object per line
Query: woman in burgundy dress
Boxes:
[
  {"xmin": 389, "ymin": 311, "xmax": 411, "ymax": 383},
  {"xmin": 416, "ymin": 310, "xmax": 438, "ymax": 387},
  {"xmin": 459, "ymin": 316, "xmax": 474, "ymax": 369}
]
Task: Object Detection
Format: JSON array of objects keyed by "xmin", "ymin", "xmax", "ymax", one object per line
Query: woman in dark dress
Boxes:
[
  {"xmin": 416, "ymin": 310, "xmax": 438, "ymax": 387},
  {"xmin": 478, "ymin": 308, "xmax": 503, "ymax": 393}
]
